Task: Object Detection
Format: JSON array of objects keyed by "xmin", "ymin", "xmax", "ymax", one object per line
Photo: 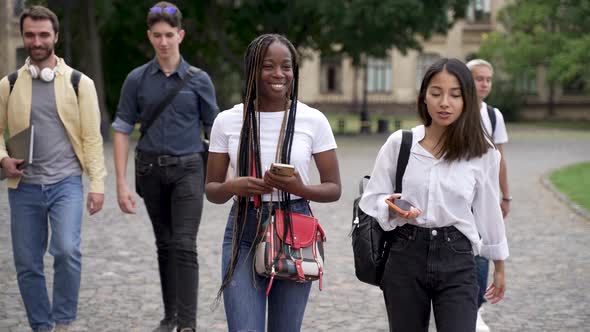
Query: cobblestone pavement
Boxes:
[{"xmin": 1, "ymin": 125, "xmax": 589, "ymax": 332}]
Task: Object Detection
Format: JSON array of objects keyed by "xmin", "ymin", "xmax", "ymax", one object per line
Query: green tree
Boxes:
[
  {"xmin": 99, "ymin": 0, "xmax": 334, "ymax": 113},
  {"xmin": 315, "ymin": 0, "xmax": 469, "ymax": 132},
  {"xmin": 31, "ymin": 0, "xmax": 470, "ymax": 132},
  {"xmin": 478, "ymin": 0, "xmax": 590, "ymax": 117}
]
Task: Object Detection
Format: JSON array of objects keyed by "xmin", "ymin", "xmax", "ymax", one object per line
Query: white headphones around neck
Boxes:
[{"xmin": 26, "ymin": 56, "xmax": 59, "ymax": 82}]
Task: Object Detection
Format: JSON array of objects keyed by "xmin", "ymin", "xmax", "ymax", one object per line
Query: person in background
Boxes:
[
  {"xmin": 111, "ymin": 2, "xmax": 219, "ymax": 332},
  {"xmin": 467, "ymin": 58, "xmax": 511, "ymax": 332}
]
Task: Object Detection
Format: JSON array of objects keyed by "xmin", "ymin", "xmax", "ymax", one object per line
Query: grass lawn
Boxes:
[{"xmin": 549, "ymin": 162, "xmax": 590, "ymax": 213}]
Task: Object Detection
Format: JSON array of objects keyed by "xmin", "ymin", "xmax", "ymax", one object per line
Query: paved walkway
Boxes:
[{"xmin": 1, "ymin": 125, "xmax": 589, "ymax": 332}]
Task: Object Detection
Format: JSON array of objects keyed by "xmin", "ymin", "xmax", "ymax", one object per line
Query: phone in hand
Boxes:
[
  {"xmin": 270, "ymin": 163, "xmax": 295, "ymax": 177},
  {"xmin": 385, "ymin": 198, "xmax": 414, "ymax": 215}
]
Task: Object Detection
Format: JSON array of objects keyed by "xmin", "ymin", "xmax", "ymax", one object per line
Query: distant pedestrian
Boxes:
[
  {"xmin": 205, "ymin": 33, "xmax": 341, "ymax": 331},
  {"xmin": 111, "ymin": 2, "xmax": 219, "ymax": 332},
  {"xmin": 360, "ymin": 58, "xmax": 508, "ymax": 332},
  {"xmin": 467, "ymin": 58, "xmax": 511, "ymax": 332},
  {"xmin": 0, "ymin": 5, "xmax": 106, "ymax": 332}
]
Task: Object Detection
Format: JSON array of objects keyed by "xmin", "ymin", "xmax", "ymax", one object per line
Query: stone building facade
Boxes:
[
  {"xmin": 298, "ymin": 0, "xmax": 589, "ymax": 120},
  {"xmin": 0, "ymin": 0, "xmax": 25, "ymax": 77}
]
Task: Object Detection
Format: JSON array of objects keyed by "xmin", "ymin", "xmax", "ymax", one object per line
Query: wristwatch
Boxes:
[{"xmin": 502, "ymin": 196, "xmax": 513, "ymax": 202}]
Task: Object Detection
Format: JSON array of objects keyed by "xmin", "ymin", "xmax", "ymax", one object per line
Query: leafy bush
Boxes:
[{"xmin": 485, "ymin": 79, "xmax": 525, "ymax": 122}]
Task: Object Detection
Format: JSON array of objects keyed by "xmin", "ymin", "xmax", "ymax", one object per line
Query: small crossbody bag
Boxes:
[{"xmin": 253, "ymin": 109, "xmax": 326, "ymax": 295}]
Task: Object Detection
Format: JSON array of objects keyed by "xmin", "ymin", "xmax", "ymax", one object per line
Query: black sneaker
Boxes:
[{"xmin": 152, "ymin": 318, "xmax": 176, "ymax": 332}]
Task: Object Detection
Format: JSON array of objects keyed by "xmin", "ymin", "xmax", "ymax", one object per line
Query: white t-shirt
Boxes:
[
  {"xmin": 480, "ymin": 101, "xmax": 508, "ymax": 144},
  {"xmin": 209, "ymin": 101, "xmax": 337, "ymax": 201},
  {"xmin": 359, "ymin": 125, "xmax": 509, "ymax": 260}
]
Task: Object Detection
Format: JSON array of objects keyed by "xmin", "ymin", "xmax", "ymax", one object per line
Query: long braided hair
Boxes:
[{"xmin": 217, "ymin": 34, "xmax": 300, "ymax": 299}]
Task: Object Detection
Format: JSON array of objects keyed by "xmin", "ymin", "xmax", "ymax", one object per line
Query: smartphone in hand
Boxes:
[
  {"xmin": 270, "ymin": 163, "xmax": 295, "ymax": 177},
  {"xmin": 385, "ymin": 198, "xmax": 414, "ymax": 215}
]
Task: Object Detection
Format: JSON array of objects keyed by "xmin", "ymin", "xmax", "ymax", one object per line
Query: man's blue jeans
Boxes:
[
  {"xmin": 8, "ymin": 176, "xmax": 83, "ymax": 332},
  {"xmin": 475, "ymin": 255, "xmax": 489, "ymax": 308},
  {"xmin": 222, "ymin": 200, "xmax": 313, "ymax": 332}
]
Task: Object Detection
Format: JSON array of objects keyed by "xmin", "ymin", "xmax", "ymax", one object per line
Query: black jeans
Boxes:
[
  {"xmin": 135, "ymin": 151, "xmax": 204, "ymax": 330},
  {"xmin": 381, "ymin": 224, "xmax": 478, "ymax": 332}
]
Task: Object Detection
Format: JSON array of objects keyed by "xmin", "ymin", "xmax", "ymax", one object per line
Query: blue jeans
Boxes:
[
  {"xmin": 8, "ymin": 176, "xmax": 83, "ymax": 332},
  {"xmin": 475, "ymin": 255, "xmax": 489, "ymax": 308},
  {"xmin": 222, "ymin": 200, "xmax": 313, "ymax": 332},
  {"xmin": 381, "ymin": 224, "xmax": 478, "ymax": 332}
]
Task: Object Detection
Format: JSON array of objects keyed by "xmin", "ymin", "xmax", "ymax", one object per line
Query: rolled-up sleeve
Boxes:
[
  {"xmin": 112, "ymin": 71, "xmax": 140, "ymax": 135},
  {"xmin": 473, "ymin": 149, "xmax": 509, "ymax": 260}
]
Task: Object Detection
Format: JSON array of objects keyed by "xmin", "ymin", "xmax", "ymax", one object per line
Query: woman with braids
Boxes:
[
  {"xmin": 359, "ymin": 58, "xmax": 508, "ymax": 331},
  {"xmin": 205, "ymin": 34, "xmax": 341, "ymax": 331}
]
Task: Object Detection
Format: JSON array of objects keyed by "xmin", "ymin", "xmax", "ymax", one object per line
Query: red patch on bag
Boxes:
[{"xmin": 274, "ymin": 210, "xmax": 323, "ymax": 249}]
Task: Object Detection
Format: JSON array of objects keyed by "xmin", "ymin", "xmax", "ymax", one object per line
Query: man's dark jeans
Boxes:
[
  {"xmin": 135, "ymin": 151, "xmax": 204, "ymax": 330},
  {"xmin": 380, "ymin": 224, "xmax": 478, "ymax": 332}
]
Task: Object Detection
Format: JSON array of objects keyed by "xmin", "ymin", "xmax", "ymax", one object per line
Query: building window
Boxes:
[
  {"xmin": 320, "ymin": 55, "xmax": 342, "ymax": 94},
  {"xmin": 14, "ymin": 0, "xmax": 25, "ymax": 17},
  {"xmin": 367, "ymin": 57, "xmax": 392, "ymax": 93},
  {"xmin": 515, "ymin": 72, "xmax": 537, "ymax": 95},
  {"xmin": 563, "ymin": 75, "xmax": 586, "ymax": 96},
  {"xmin": 416, "ymin": 53, "xmax": 441, "ymax": 90},
  {"xmin": 466, "ymin": 0, "xmax": 491, "ymax": 23}
]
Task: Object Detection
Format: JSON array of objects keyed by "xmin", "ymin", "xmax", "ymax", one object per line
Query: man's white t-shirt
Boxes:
[
  {"xmin": 209, "ymin": 101, "xmax": 337, "ymax": 201},
  {"xmin": 480, "ymin": 101, "xmax": 508, "ymax": 144}
]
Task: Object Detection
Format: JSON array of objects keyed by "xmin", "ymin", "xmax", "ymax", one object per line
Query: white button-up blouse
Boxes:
[{"xmin": 359, "ymin": 125, "xmax": 509, "ymax": 261}]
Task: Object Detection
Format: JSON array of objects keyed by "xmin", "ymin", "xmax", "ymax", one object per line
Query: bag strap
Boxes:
[
  {"xmin": 8, "ymin": 71, "xmax": 18, "ymax": 95},
  {"xmin": 394, "ymin": 130, "xmax": 412, "ymax": 194},
  {"xmin": 70, "ymin": 70, "xmax": 81, "ymax": 98},
  {"xmin": 358, "ymin": 175, "xmax": 370, "ymax": 195},
  {"xmin": 487, "ymin": 104, "xmax": 496, "ymax": 138},
  {"xmin": 140, "ymin": 66, "xmax": 200, "ymax": 140}
]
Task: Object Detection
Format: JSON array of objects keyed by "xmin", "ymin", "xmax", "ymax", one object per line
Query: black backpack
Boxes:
[
  {"xmin": 351, "ymin": 130, "xmax": 412, "ymax": 286},
  {"xmin": 7, "ymin": 69, "xmax": 82, "ymax": 98},
  {"xmin": 486, "ymin": 104, "xmax": 496, "ymax": 138}
]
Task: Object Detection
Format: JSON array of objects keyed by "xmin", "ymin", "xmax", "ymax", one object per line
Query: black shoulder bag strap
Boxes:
[
  {"xmin": 357, "ymin": 130, "xmax": 412, "ymax": 197},
  {"xmin": 487, "ymin": 104, "xmax": 496, "ymax": 139},
  {"xmin": 8, "ymin": 71, "xmax": 18, "ymax": 94},
  {"xmin": 139, "ymin": 66, "xmax": 200, "ymax": 140},
  {"xmin": 70, "ymin": 70, "xmax": 81, "ymax": 98},
  {"xmin": 394, "ymin": 130, "xmax": 413, "ymax": 193}
]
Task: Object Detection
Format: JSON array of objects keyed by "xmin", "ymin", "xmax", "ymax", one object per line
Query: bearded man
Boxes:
[{"xmin": 0, "ymin": 5, "xmax": 105, "ymax": 332}]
